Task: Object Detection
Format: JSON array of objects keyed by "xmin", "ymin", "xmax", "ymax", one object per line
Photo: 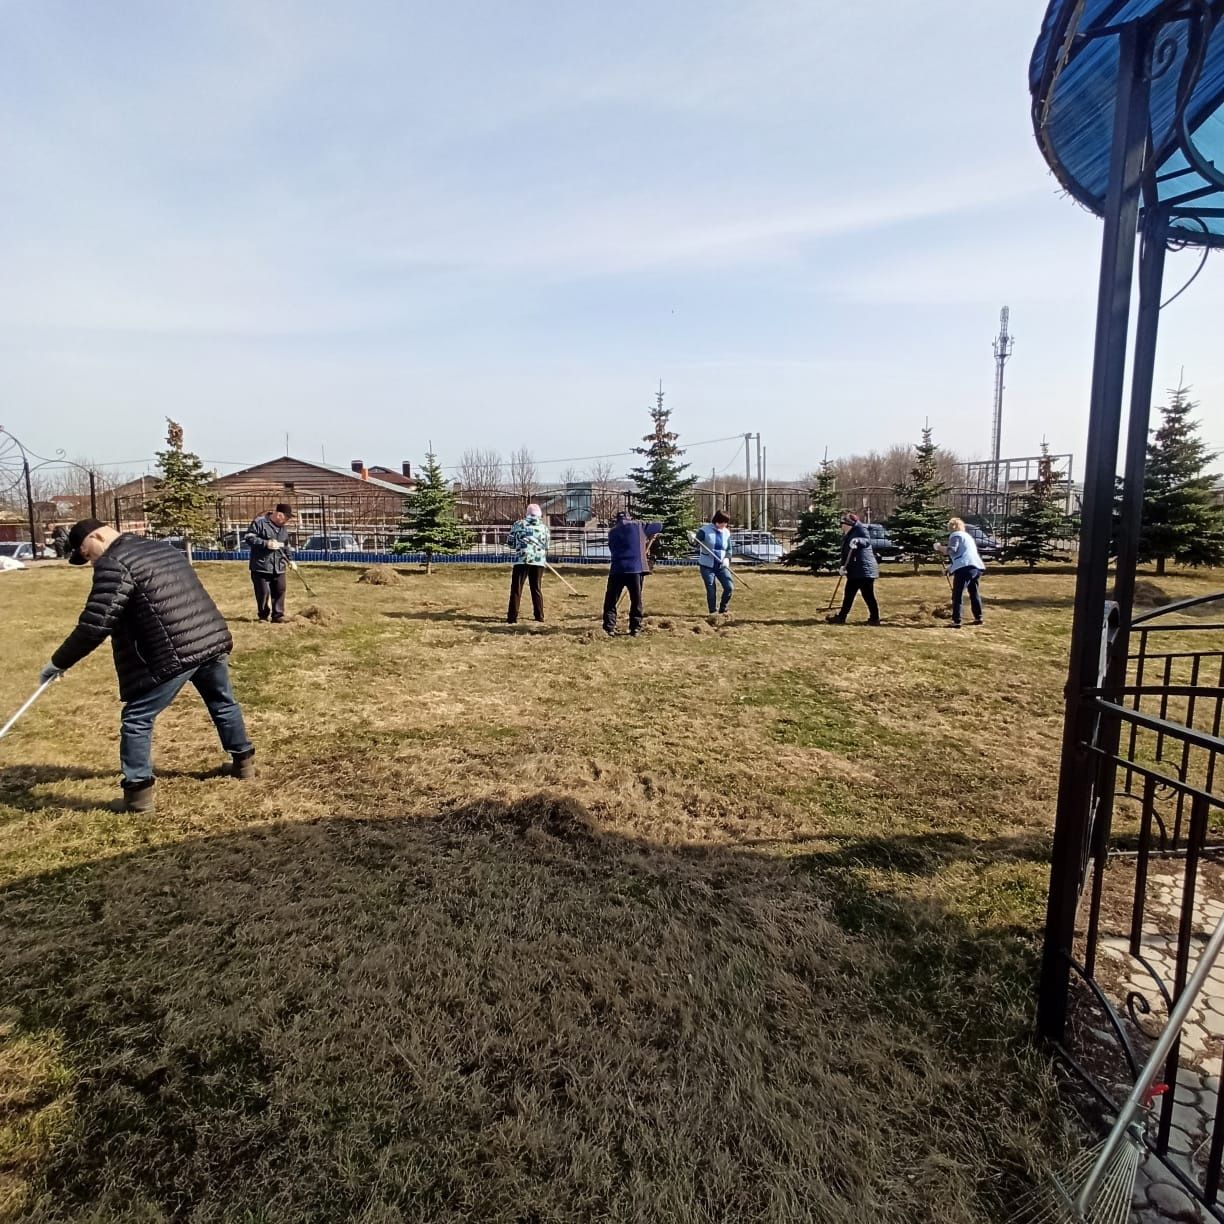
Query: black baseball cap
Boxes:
[{"xmin": 66, "ymin": 518, "xmax": 107, "ymax": 566}]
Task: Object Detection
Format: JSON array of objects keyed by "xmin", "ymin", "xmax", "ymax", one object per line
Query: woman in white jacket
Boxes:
[{"xmin": 936, "ymin": 518, "xmax": 985, "ymax": 629}]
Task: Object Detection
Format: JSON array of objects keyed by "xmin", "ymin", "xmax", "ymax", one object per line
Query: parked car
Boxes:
[
  {"xmin": 582, "ymin": 534, "xmax": 611, "ymax": 561},
  {"xmin": 301, "ymin": 533, "xmax": 362, "ymax": 553},
  {"xmin": 0, "ymin": 541, "xmax": 50, "ymax": 561},
  {"xmin": 965, "ymin": 523, "xmax": 1002, "ymax": 561},
  {"xmin": 864, "ymin": 523, "xmax": 905, "ymax": 563},
  {"xmin": 730, "ymin": 530, "xmax": 783, "ymax": 564}
]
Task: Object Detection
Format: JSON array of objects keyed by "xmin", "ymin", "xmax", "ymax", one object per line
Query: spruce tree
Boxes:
[
  {"xmin": 1004, "ymin": 443, "xmax": 1068, "ymax": 567},
  {"xmin": 888, "ymin": 426, "xmax": 950, "ymax": 572},
  {"xmin": 145, "ymin": 419, "xmax": 217, "ymax": 564},
  {"xmin": 626, "ymin": 386, "xmax": 698, "ymax": 557},
  {"xmin": 1139, "ymin": 384, "xmax": 1224, "ymax": 575},
  {"xmin": 393, "ymin": 450, "xmax": 471, "ymax": 573},
  {"xmin": 783, "ymin": 458, "xmax": 842, "ymax": 571}
]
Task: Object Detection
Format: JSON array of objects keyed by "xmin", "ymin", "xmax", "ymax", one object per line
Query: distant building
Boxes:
[{"xmin": 207, "ymin": 456, "xmax": 416, "ymax": 548}]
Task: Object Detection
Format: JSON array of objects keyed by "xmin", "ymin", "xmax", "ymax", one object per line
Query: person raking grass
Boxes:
[
  {"xmin": 245, "ymin": 502, "xmax": 294, "ymax": 623},
  {"xmin": 38, "ymin": 518, "xmax": 256, "ymax": 813},
  {"xmin": 936, "ymin": 516, "xmax": 986, "ymax": 629},
  {"xmin": 603, "ymin": 511, "xmax": 662, "ymax": 637},
  {"xmin": 694, "ymin": 509, "xmax": 735, "ymax": 614},
  {"xmin": 506, "ymin": 502, "xmax": 550, "ymax": 624},
  {"xmin": 826, "ymin": 513, "xmax": 882, "ymax": 626}
]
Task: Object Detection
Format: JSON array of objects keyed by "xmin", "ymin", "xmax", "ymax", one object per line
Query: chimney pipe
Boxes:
[{"xmin": 402, "ymin": 462, "xmax": 412, "ymax": 479}]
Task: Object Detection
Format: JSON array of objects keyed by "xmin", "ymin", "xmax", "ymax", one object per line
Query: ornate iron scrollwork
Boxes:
[
  {"xmin": 1067, "ymin": 955, "xmax": 1144, "ymax": 1082},
  {"xmin": 1167, "ymin": 1, "xmax": 1224, "ymax": 191}
]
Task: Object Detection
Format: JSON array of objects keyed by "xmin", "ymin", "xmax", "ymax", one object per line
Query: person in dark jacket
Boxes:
[
  {"xmin": 245, "ymin": 504, "xmax": 294, "ymax": 623},
  {"xmin": 826, "ymin": 514, "xmax": 882, "ymax": 625},
  {"xmin": 603, "ymin": 511, "xmax": 663, "ymax": 636},
  {"xmin": 39, "ymin": 519, "xmax": 255, "ymax": 813}
]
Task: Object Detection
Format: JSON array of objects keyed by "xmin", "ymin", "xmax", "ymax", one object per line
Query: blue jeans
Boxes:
[
  {"xmin": 120, "ymin": 655, "xmax": 252, "ymax": 787},
  {"xmin": 700, "ymin": 565, "xmax": 734, "ymax": 613}
]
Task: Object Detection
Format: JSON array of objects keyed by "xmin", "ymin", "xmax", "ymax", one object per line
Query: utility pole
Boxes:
[
  {"xmin": 762, "ymin": 445, "xmax": 768, "ymax": 530},
  {"xmin": 749, "ymin": 433, "xmax": 758, "ymax": 528},
  {"xmin": 744, "ymin": 432, "xmax": 754, "ymax": 528},
  {"xmin": 992, "ymin": 306, "xmax": 1014, "ymax": 494}
]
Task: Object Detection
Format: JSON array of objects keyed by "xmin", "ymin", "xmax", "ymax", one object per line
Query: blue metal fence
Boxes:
[{"xmin": 191, "ymin": 549, "xmax": 711, "ymax": 567}]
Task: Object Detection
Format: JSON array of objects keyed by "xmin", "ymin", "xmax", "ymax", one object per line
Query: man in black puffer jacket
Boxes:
[{"xmin": 40, "ymin": 519, "xmax": 255, "ymax": 813}]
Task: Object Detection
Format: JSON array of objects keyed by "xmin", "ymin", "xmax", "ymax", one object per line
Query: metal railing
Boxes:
[{"xmin": 1055, "ymin": 593, "xmax": 1224, "ymax": 1214}]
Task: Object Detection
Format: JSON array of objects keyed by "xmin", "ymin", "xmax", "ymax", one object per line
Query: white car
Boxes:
[
  {"xmin": 582, "ymin": 534, "xmax": 611, "ymax": 561},
  {"xmin": 301, "ymin": 533, "xmax": 362, "ymax": 553},
  {"xmin": 730, "ymin": 531, "xmax": 784, "ymax": 564},
  {"xmin": 0, "ymin": 541, "xmax": 48, "ymax": 561}
]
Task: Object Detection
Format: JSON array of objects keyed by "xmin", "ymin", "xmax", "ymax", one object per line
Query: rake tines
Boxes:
[{"xmin": 1010, "ymin": 1125, "xmax": 1144, "ymax": 1224}]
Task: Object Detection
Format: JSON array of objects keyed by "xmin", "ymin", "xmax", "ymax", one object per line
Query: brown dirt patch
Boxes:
[{"xmin": 357, "ymin": 566, "xmax": 404, "ymax": 586}]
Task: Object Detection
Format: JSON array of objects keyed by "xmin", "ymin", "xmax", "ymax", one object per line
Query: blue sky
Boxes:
[{"xmin": 1, "ymin": 0, "xmax": 1220, "ymax": 485}]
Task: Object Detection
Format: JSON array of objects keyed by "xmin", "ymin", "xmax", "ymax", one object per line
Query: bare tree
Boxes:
[
  {"xmin": 14, "ymin": 458, "xmax": 137, "ymax": 527},
  {"xmin": 587, "ymin": 458, "xmax": 623, "ymax": 523},
  {"xmin": 458, "ymin": 447, "xmax": 503, "ymax": 521},
  {"xmin": 508, "ymin": 447, "xmax": 538, "ymax": 504}
]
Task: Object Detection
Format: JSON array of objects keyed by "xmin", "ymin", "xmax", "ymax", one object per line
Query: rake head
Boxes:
[{"xmin": 1009, "ymin": 1128, "xmax": 1144, "ymax": 1224}]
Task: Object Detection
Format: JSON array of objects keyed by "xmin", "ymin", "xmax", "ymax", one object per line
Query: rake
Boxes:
[
  {"xmin": 288, "ymin": 559, "xmax": 316, "ymax": 598},
  {"xmin": 688, "ymin": 532, "xmax": 752, "ymax": 591},
  {"xmin": 0, "ymin": 676, "xmax": 59, "ymax": 741},
  {"xmin": 544, "ymin": 561, "xmax": 589, "ymax": 598},
  {"xmin": 825, "ymin": 573, "xmax": 844, "ymax": 613},
  {"xmin": 1012, "ymin": 909, "xmax": 1224, "ymax": 1223}
]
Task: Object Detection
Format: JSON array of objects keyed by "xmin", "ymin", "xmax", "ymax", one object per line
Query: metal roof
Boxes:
[{"xmin": 1031, "ymin": 0, "xmax": 1224, "ymax": 247}]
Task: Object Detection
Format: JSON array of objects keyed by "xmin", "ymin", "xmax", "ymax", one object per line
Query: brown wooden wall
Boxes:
[{"xmin": 209, "ymin": 458, "xmax": 400, "ymax": 500}]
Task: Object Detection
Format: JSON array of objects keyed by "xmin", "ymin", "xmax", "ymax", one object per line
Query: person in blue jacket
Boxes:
[
  {"xmin": 936, "ymin": 517, "xmax": 986, "ymax": 628},
  {"xmin": 694, "ymin": 510, "xmax": 735, "ymax": 614},
  {"xmin": 826, "ymin": 513, "xmax": 882, "ymax": 625},
  {"xmin": 603, "ymin": 511, "xmax": 662, "ymax": 637}
]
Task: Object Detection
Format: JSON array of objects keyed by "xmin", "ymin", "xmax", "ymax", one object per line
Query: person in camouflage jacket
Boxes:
[{"xmin": 507, "ymin": 504, "xmax": 551, "ymax": 623}]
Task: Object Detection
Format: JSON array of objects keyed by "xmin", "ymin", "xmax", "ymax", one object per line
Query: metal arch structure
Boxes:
[
  {"xmin": 0, "ymin": 427, "xmax": 100, "ymax": 556},
  {"xmin": 1032, "ymin": 2, "xmax": 1224, "ymax": 1212}
]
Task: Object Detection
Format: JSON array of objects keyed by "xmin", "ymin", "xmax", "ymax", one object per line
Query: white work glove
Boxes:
[
  {"xmin": 39, "ymin": 663, "xmax": 63, "ymax": 684},
  {"xmin": 289, "ymin": 559, "xmax": 299, "ymax": 571},
  {"xmin": 839, "ymin": 567, "xmax": 847, "ymax": 577},
  {"xmin": 267, "ymin": 540, "xmax": 284, "ymax": 551}
]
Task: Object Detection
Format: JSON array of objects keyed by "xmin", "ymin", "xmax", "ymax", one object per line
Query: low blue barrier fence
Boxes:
[{"xmin": 191, "ymin": 550, "xmax": 713, "ymax": 567}]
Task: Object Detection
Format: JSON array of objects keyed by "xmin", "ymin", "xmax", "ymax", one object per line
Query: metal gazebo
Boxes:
[{"xmin": 1032, "ymin": 0, "xmax": 1224, "ymax": 1211}]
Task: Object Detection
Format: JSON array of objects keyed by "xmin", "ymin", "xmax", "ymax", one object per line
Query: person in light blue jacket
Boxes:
[
  {"xmin": 937, "ymin": 517, "xmax": 985, "ymax": 628},
  {"xmin": 694, "ymin": 510, "xmax": 735, "ymax": 614}
]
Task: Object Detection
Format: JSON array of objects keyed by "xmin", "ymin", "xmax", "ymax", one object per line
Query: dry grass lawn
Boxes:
[{"xmin": 2, "ymin": 560, "xmax": 1219, "ymax": 1222}]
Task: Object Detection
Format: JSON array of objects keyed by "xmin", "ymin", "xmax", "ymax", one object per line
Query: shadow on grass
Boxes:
[
  {"xmin": 384, "ymin": 609, "xmax": 503, "ymax": 623},
  {"xmin": 987, "ymin": 595, "xmax": 1077, "ymax": 611},
  {"xmin": 0, "ymin": 797, "xmax": 1064, "ymax": 1223},
  {"xmin": 0, "ymin": 764, "xmax": 267, "ymax": 821},
  {"xmin": 726, "ymin": 830, "xmax": 1052, "ymax": 877},
  {"xmin": 383, "ymin": 609, "xmax": 598, "ymax": 637}
]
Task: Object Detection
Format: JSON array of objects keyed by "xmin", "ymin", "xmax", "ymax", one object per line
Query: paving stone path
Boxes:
[{"xmin": 1096, "ymin": 872, "xmax": 1224, "ymax": 1221}]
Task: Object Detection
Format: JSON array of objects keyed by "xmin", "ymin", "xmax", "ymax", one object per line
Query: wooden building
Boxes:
[{"xmin": 206, "ymin": 457, "xmax": 415, "ymax": 548}]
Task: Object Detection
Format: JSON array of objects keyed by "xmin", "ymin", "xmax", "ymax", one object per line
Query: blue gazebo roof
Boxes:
[{"xmin": 1031, "ymin": 0, "xmax": 1224, "ymax": 247}]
